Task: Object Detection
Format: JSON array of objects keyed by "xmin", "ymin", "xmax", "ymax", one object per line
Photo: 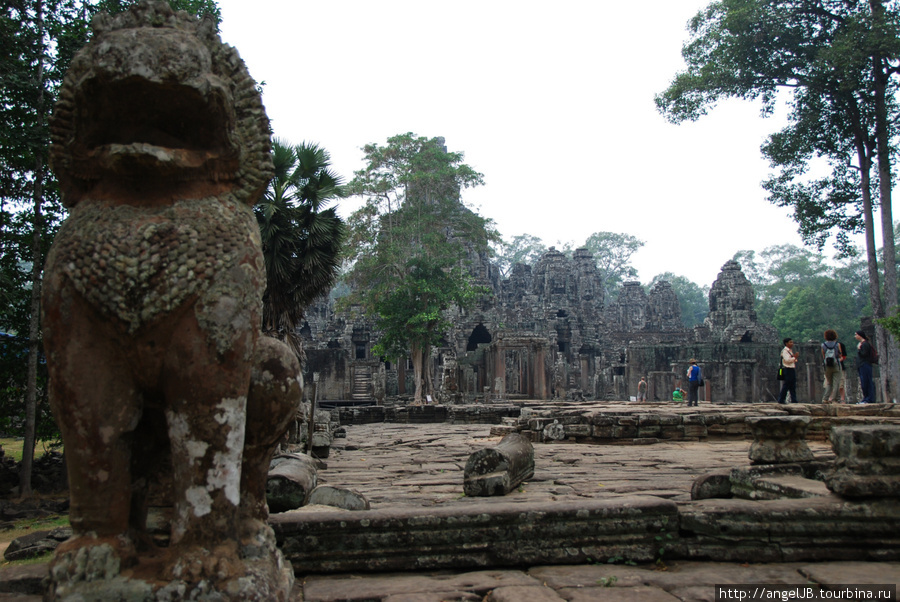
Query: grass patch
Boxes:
[
  {"xmin": 0, "ymin": 438, "xmax": 61, "ymax": 462},
  {"xmin": 1, "ymin": 550, "xmax": 55, "ymax": 567},
  {"xmin": 1, "ymin": 514, "xmax": 70, "ymax": 545}
]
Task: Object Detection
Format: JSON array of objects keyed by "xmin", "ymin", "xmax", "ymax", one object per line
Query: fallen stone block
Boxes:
[
  {"xmin": 691, "ymin": 468, "xmax": 733, "ymax": 500},
  {"xmin": 3, "ymin": 527, "xmax": 71, "ymax": 562},
  {"xmin": 307, "ymin": 485, "xmax": 370, "ymax": 511},
  {"xmin": 464, "ymin": 433, "xmax": 535, "ymax": 497},
  {"xmin": 826, "ymin": 425, "xmax": 900, "ymax": 498},
  {"xmin": 746, "ymin": 416, "xmax": 814, "ymax": 464},
  {"xmin": 267, "ymin": 453, "xmax": 318, "ymax": 513},
  {"xmin": 542, "ymin": 421, "xmax": 566, "ymax": 441}
]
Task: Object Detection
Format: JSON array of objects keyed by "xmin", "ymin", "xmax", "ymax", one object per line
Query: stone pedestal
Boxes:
[
  {"xmin": 746, "ymin": 416, "xmax": 814, "ymax": 464},
  {"xmin": 826, "ymin": 425, "xmax": 900, "ymax": 498}
]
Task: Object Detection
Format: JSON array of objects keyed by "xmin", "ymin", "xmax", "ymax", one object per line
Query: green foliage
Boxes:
[
  {"xmin": 734, "ymin": 245, "xmax": 870, "ymax": 342},
  {"xmin": 648, "ymin": 272, "xmax": 709, "ymax": 328},
  {"xmin": 255, "ymin": 139, "xmax": 345, "ymax": 355},
  {"xmin": 1, "ymin": 0, "xmax": 223, "ymax": 456},
  {"xmin": 369, "ymin": 258, "xmax": 482, "ymax": 361},
  {"xmin": 345, "ymin": 134, "xmax": 493, "ymax": 402},
  {"xmin": 556, "ymin": 232, "xmax": 645, "ymax": 301},
  {"xmin": 94, "ymin": 0, "xmax": 221, "ymax": 25},
  {"xmin": 772, "ymin": 278, "xmax": 860, "ymax": 343},
  {"xmin": 581, "ymin": 232, "xmax": 644, "ymax": 299},
  {"xmin": 492, "ymin": 233, "xmax": 547, "ymax": 278},
  {"xmin": 0, "ymin": 0, "xmax": 93, "ymax": 454}
]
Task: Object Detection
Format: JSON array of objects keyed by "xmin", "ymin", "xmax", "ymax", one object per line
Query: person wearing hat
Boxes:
[
  {"xmin": 686, "ymin": 359, "xmax": 702, "ymax": 407},
  {"xmin": 777, "ymin": 338, "xmax": 800, "ymax": 404},
  {"xmin": 855, "ymin": 330, "xmax": 876, "ymax": 403}
]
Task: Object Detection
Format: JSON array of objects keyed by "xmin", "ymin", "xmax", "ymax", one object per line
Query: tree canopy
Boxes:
[
  {"xmin": 255, "ymin": 139, "xmax": 345, "ymax": 356},
  {"xmin": 657, "ymin": 0, "xmax": 900, "ymax": 399},
  {"xmin": 0, "ymin": 0, "xmax": 221, "ymax": 495},
  {"xmin": 343, "ymin": 134, "xmax": 494, "ymax": 403}
]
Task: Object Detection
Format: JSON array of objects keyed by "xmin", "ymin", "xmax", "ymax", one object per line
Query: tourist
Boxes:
[
  {"xmin": 821, "ymin": 330, "xmax": 843, "ymax": 403},
  {"xmin": 686, "ymin": 359, "xmax": 702, "ymax": 407},
  {"xmin": 777, "ymin": 338, "xmax": 799, "ymax": 404},
  {"xmin": 672, "ymin": 387, "xmax": 686, "ymax": 402},
  {"xmin": 855, "ymin": 330, "xmax": 876, "ymax": 404},
  {"xmin": 637, "ymin": 377, "xmax": 647, "ymax": 402}
]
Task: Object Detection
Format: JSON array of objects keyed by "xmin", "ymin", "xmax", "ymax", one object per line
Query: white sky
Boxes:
[{"xmin": 216, "ymin": 0, "xmax": 865, "ymax": 288}]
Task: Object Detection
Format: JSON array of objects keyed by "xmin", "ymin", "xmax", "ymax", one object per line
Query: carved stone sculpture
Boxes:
[{"xmin": 42, "ymin": 2, "xmax": 299, "ymax": 598}]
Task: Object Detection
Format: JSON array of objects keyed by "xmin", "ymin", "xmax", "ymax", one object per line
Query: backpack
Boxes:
[
  {"xmin": 871, "ymin": 344, "xmax": 879, "ymax": 364},
  {"xmin": 823, "ymin": 341, "xmax": 838, "ymax": 367}
]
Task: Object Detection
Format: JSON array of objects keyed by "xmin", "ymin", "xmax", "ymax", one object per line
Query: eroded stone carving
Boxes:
[
  {"xmin": 746, "ymin": 416, "xmax": 815, "ymax": 464},
  {"xmin": 43, "ymin": 2, "xmax": 298, "ymax": 599},
  {"xmin": 826, "ymin": 425, "xmax": 900, "ymax": 498}
]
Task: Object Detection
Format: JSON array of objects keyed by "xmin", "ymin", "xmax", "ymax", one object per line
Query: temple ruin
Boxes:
[{"xmin": 303, "ymin": 252, "xmax": 853, "ymax": 406}]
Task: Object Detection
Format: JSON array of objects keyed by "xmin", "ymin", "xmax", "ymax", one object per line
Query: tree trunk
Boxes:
[
  {"xmin": 858, "ymin": 147, "xmax": 886, "ymax": 402},
  {"xmin": 20, "ymin": 0, "xmax": 46, "ymax": 500},
  {"xmin": 423, "ymin": 342, "xmax": 433, "ymax": 399},
  {"xmin": 410, "ymin": 340, "xmax": 424, "ymax": 404},
  {"xmin": 870, "ymin": 0, "xmax": 899, "ymax": 401}
]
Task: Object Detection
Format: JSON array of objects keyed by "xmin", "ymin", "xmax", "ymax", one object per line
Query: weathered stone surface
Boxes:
[
  {"xmin": 691, "ymin": 469, "xmax": 733, "ymax": 500},
  {"xmin": 42, "ymin": 1, "xmax": 297, "ymax": 598},
  {"xmin": 747, "ymin": 416, "xmax": 815, "ymax": 464},
  {"xmin": 560, "ymin": 586, "xmax": 680, "ymax": 601},
  {"xmin": 729, "ymin": 464, "xmax": 830, "ymax": 500},
  {"xmin": 307, "ymin": 485, "xmax": 370, "ymax": 511},
  {"xmin": 0, "ymin": 563, "xmax": 49, "ymax": 595},
  {"xmin": 273, "ymin": 496, "xmax": 679, "ymax": 573},
  {"xmin": 826, "ymin": 425, "xmax": 900, "ymax": 498},
  {"xmin": 542, "ymin": 421, "xmax": 566, "ymax": 441},
  {"xmin": 484, "ymin": 585, "xmax": 565, "ymax": 601},
  {"xmin": 3, "ymin": 527, "xmax": 70, "ymax": 561},
  {"xmin": 302, "ymin": 570, "xmax": 543, "ymax": 602},
  {"xmin": 679, "ymin": 496, "xmax": 900, "ymax": 562},
  {"xmin": 464, "ymin": 433, "xmax": 535, "ymax": 497},
  {"xmin": 268, "ymin": 453, "xmax": 318, "ymax": 512},
  {"xmin": 799, "ymin": 561, "xmax": 900, "ymax": 587}
]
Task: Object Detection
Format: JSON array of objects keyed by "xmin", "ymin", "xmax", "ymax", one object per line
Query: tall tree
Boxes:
[
  {"xmin": 0, "ymin": 0, "xmax": 221, "ymax": 497},
  {"xmin": 254, "ymin": 139, "xmax": 345, "ymax": 357},
  {"xmin": 580, "ymin": 231, "xmax": 645, "ymax": 301},
  {"xmin": 657, "ymin": 0, "xmax": 900, "ymax": 400},
  {"xmin": 0, "ymin": 0, "xmax": 93, "ymax": 499},
  {"xmin": 344, "ymin": 134, "xmax": 493, "ymax": 404},
  {"xmin": 492, "ymin": 233, "xmax": 547, "ymax": 278}
]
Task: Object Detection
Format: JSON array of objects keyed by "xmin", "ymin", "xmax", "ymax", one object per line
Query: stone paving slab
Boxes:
[
  {"xmin": 298, "ymin": 561, "xmax": 900, "ymax": 601},
  {"xmin": 300, "ymin": 569, "xmax": 542, "ymax": 602},
  {"xmin": 312, "ymin": 422, "xmax": 836, "ymax": 510}
]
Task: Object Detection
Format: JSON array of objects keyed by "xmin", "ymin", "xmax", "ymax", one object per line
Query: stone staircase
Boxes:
[{"xmin": 351, "ymin": 366, "xmax": 372, "ymax": 400}]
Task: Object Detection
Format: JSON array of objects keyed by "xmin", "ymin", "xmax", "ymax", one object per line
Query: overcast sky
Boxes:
[{"xmin": 216, "ymin": 0, "xmax": 850, "ymax": 288}]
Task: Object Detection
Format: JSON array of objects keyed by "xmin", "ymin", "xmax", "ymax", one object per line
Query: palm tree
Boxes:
[{"xmin": 255, "ymin": 139, "xmax": 346, "ymax": 356}]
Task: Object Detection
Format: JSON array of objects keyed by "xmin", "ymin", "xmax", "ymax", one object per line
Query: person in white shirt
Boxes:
[{"xmin": 777, "ymin": 338, "xmax": 800, "ymax": 404}]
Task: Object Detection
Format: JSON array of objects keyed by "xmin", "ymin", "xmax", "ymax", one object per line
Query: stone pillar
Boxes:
[
  {"xmin": 535, "ymin": 347, "xmax": 548, "ymax": 400},
  {"xmin": 807, "ymin": 363, "xmax": 817, "ymax": 403},
  {"xmin": 746, "ymin": 416, "xmax": 815, "ymax": 464},
  {"xmin": 494, "ymin": 348, "xmax": 506, "ymax": 400},
  {"xmin": 826, "ymin": 425, "xmax": 900, "ymax": 498}
]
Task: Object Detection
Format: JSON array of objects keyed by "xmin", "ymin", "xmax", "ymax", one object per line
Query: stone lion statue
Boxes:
[{"xmin": 42, "ymin": 2, "xmax": 299, "ymax": 599}]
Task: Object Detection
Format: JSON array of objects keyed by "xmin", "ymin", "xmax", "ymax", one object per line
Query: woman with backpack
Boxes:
[
  {"xmin": 855, "ymin": 330, "xmax": 877, "ymax": 404},
  {"xmin": 821, "ymin": 330, "xmax": 844, "ymax": 403}
]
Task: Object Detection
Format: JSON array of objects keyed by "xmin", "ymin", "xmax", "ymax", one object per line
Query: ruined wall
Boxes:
[{"xmin": 302, "ymin": 252, "xmax": 799, "ymax": 404}]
